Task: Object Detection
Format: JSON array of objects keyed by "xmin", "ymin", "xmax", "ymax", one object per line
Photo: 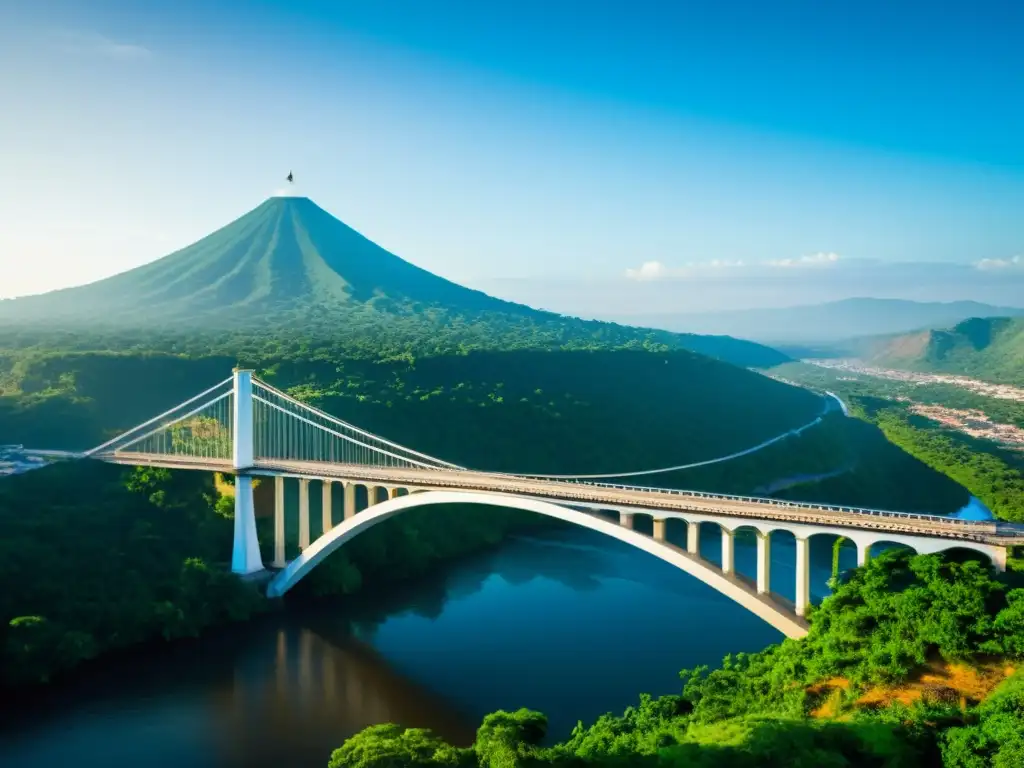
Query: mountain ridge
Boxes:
[
  {"xmin": 842, "ymin": 316, "xmax": 1024, "ymax": 385},
  {"xmin": 603, "ymin": 298, "xmax": 1024, "ymax": 345}
]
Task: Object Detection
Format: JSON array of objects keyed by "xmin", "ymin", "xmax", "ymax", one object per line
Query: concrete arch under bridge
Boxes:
[
  {"xmin": 265, "ymin": 488, "xmax": 814, "ymax": 638},
  {"xmin": 259, "ymin": 481, "xmax": 1012, "ymax": 641}
]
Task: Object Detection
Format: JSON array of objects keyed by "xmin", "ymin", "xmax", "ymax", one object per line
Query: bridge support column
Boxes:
[
  {"xmin": 322, "ymin": 480, "xmax": 333, "ymax": 534},
  {"xmin": 299, "ymin": 479, "xmax": 311, "ymax": 551},
  {"xmin": 231, "ymin": 475, "xmax": 264, "ymax": 575},
  {"xmin": 387, "ymin": 487, "xmax": 400, "ymax": 501},
  {"xmin": 619, "ymin": 512, "xmax": 634, "ymax": 530},
  {"xmin": 365, "ymin": 485, "xmax": 379, "ymax": 509},
  {"xmin": 992, "ymin": 546, "xmax": 1008, "ymax": 573},
  {"xmin": 343, "ymin": 482, "xmax": 356, "ymax": 520},
  {"xmin": 795, "ymin": 536, "xmax": 810, "ymax": 617},
  {"xmin": 857, "ymin": 543, "xmax": 870, "ymax": 568},
  {"xmin": 273, "ymin": 476, "xmax": 286, "ymax": 568},
  {"xmin": 687, "ymin": 522, "xmax": 699, "ymax": 555},
  {"xmin": 652, "ymin": 519, "xmax": 665, "ymax": 541},
  {"xmin": 721, "ymin": 528, "xmax": 735, "ymax": 575},
  {"xmin": 756, "ymin": 531, "xmax": 771, "ymax": 594}
]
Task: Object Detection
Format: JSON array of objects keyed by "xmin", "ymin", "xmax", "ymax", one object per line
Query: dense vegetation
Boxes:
[
  {"xmin": 0, "ymin": 461, "xmax": 546, "ymax": 688},
  {"xmin": 329, "ymin": 549, "xmax": 1024, "ymax": 767},
  {"xmin": 0, "ymin": 462, "xmax": 264, "ymax": 687}
]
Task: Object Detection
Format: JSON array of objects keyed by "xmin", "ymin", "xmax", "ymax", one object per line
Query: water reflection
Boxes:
[
  {"xmin": 0, "ymin": 621, "xmax": 475, "ymax": 768},
  {"xmin": 0, "ymin": 526, "xmax": 852, "ymax": 768}
]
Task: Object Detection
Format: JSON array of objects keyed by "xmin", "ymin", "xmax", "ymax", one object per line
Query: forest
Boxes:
[{"xmin": 329, "ymin": 549, "xmax": 1024, "ymax": 767}]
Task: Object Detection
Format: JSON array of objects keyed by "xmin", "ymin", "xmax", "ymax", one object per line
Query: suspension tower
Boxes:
[{"xmin": 231, "ymin": 369, "xmax": 265, "ymax": 574}]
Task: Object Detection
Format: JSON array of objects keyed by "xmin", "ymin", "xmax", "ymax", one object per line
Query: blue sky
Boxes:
[{"xmin": 2, "ymin": 0, "xmax": 1023, "ymax": 312}]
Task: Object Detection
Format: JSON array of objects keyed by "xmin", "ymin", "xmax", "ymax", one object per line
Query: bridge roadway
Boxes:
[{"xmin": 98, "ymin": 452, "xmax": 1024, "ymax": 547}]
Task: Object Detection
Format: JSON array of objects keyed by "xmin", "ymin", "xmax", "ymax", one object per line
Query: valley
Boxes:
[{"xmin": 1, "ymin": 197, "xmax": 1022, "ymax": 768}]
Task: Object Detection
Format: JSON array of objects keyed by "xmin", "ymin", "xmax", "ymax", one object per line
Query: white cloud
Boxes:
[
  {"xmin": 624, "ymin": 253, "xmax": 839, "ymax": 281},
  {"xmin": 624, "ymin": 259, "xmax": 744, "ymax": 281},
  {"xmin": 766, "ymin": 252, "xmax": 841, "ymax": 268},
  {"xmin": 54, "ymin": 30, "xmax": 152, "ymax": 61},
  {"xmin": 975, "ymin": 255, "xmax": 1023, "ymax": 271}
]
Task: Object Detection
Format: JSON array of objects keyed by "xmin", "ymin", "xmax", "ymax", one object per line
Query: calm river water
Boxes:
[{"xmin": 0, "ymin": 526, "xmax": 853, "ymax": 768}]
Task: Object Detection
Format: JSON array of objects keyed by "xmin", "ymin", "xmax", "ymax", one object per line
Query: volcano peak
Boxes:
[{"xmin": 0, "ymin": 197, "xmax": 523, "ymax": 327}]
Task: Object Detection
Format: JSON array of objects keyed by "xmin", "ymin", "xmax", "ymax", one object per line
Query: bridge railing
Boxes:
[{"xmin": 509, "ymin": 476, "xmax": 1002, "ymax": 529}]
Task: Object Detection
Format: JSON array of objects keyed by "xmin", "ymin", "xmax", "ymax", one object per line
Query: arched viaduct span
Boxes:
[
  {"xmin": 56, "ymin": 369, "xmax": 1024, "ymax": 640},
  {"xmin": 265, "ymin": 489, "xmax": 813, "ymax": 638}
]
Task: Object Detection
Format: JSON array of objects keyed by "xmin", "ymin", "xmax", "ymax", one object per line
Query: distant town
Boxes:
[{"xmin": 807, "ymin": 359, "xmax": 1024, "ymax": 402}]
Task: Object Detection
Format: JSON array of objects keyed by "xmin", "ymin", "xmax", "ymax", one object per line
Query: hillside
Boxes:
[
  {"xmin": 604, "ymin": 298, "xmax": 1024, "ymax": 345},
  {"xmin": 849, "ymin": 316, "xmax": 1024, "ymax": 385},
  {"xmin": 0, "ymin": 196, "xmax": 786, "ymax": 369}
]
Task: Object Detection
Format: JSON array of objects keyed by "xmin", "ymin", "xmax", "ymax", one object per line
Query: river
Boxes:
[{"xmin": 0, "ymin": 526, "xmax": 854, "ymax": 768}]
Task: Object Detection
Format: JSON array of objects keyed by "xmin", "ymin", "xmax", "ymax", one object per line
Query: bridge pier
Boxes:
[
  {"xmin": 652, "ymin": 518, "xmax": 665, "ymax": 541},
  {"xmin": 620, "ymin": 512, "xmax": 634, "ymax": 530},
  {"xmin": 721, "ymin": 529, "xmax": 735, "ymax": 575},
  {"xmin": 299, "ymin": 479, "xmax": 311, "ymax": 550},
  {"xmin": 231, "ymin": 475, "xmax": 264, "ymax": 574},
  {"xmin": 273, "ymin": 475, "xmax": 286, "ymax": 568},
  {"xmin": 322, "ymin": 480, "xmax": 333, "ymax": 533},
  {"xmin": 687, "ymin": 521, "xmax": 699, "ymax": 555},
  {"xmin": 388, "ymin": 487, "xmax": 400, "ymax": 501},
  {"xmin": 755, "ymin": 531, "xmax": 771, "ymax": 594},
  {"xmin": 343, "ymin": 482, "xmax": 356, "ymax": 520},
  {"xmin": 857, "ymin": 543, "xmax": 870, "ymax": 568},
  {"xmin": 795, "ymin": 536, "xmax": 810, "ymax": 617}
]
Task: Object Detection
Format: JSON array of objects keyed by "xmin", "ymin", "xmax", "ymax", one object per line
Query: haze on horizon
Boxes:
[{"xmin": 2, "ymin": 0, "xmax": 1023, "ymax": 314}]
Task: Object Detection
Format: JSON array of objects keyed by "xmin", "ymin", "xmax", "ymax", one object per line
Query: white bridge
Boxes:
[{"xmin": 57, "ymin": 370, "xmax": 1024, "ymax": 639}]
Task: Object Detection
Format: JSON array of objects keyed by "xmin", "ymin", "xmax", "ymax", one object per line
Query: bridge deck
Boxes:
[{"xmin": 98, "ymin": 453, "xmax": 1024, "ymax": 546}]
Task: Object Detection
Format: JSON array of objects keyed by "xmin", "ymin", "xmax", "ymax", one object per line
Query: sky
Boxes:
[{"xmin": 1, "ymin": 0, "xmax": 1024, "ymax": 314}]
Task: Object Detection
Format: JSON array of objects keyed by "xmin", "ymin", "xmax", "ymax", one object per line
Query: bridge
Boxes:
[{"xmin": 58, "ymin": 369, "xmax": 1024, "ymax": 639}]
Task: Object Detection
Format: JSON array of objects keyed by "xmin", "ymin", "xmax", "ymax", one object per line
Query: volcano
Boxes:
[
  {"xmin": 0, "ymin": 196, "xmax": 789, "ymax": 367},
  {"xmin": 1, "ymin": 196, "xmax": 526, "ymax": 325}
]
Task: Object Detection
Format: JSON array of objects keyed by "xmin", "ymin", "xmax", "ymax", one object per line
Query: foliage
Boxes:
[
  {"xmin": 941, "ymin": 670, "xmax": 1024, "ymax": 767},
  {"xmin": 0, "ymin": 461, "xmax": 265, "ymax": 687},
  {"xmin": 330, "ymin": 550, "xmax": 1024, "ymax": 767}
]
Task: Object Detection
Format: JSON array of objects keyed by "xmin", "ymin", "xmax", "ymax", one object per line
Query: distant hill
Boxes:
[
  {"xmin": 845, "ymin": 316, "xmax": 1024, "ymax": 385},
  {"xmin": 0, "ymin": 196, "xmax": 786, "ymax": 369},
  {"xmin": 604, "ymin": 298, "xmax": 1024, "ymax": 345}
]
